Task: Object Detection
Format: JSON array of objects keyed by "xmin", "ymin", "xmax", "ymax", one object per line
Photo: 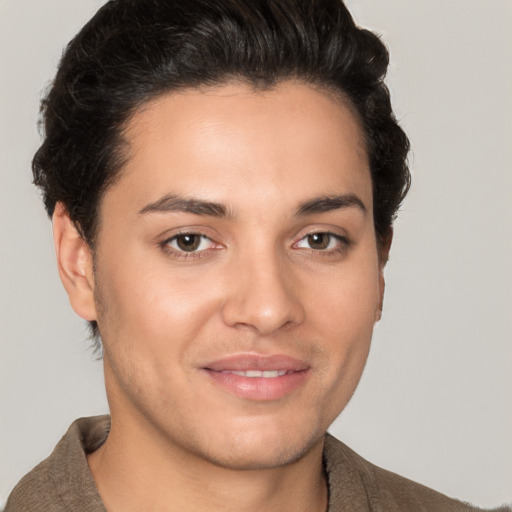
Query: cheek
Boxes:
[
  {"xmin": 94, "ymin": 259, "xmax": 225, "ymax": 411},
  {"xmin": 316, "ymin": 282, "xmax": 376, "ymax": 384},
  {"xmin": 94, "ymin": 251, "xmax": 223, "ymax": 360},
  {"xmin": 312, "ymin": 257, "xmax": 381, "ymax": 341},
  {"xmin": 307, "ymin": 248, "xmax": 380, "ymax": 397}
]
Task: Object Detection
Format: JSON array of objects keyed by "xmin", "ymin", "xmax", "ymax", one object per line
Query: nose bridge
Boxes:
[{"xmin": 221, "ymin": 243, "xmax": 304, "ymax": 335}]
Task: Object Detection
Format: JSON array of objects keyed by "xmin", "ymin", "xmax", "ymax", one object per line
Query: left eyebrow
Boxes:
[
  {"xmin": 295, "ymin": 194, "xmax": 367, "ymax": 216},
  {"xmin": 138, "ymin": 194, "xmax": 228, "ymax": 217}
]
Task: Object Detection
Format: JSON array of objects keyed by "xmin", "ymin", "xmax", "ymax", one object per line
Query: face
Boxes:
[{"xmin": 82, "ymin": 82, "xmax": 384, "ymax": 469}]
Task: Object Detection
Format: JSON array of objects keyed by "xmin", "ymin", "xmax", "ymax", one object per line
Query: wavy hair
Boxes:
[{"xmin": 33, "ymin": 0, "xmax": 410, "ymax": 340}]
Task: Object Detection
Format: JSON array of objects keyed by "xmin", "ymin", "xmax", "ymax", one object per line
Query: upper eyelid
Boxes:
[
  {"xmin": 293, "ymin": 228, "xmax": 350, "ymax": 243},
  {"xmin": 159, "ymin": 227, "xmax": 219, "ymax": 244},
  {"xmin": 157, "ymin": 226, "xmax": 351, "ymax": 247},
  {"xmin": 163, "ymin": 233, "xmax": 216, "ymax": 248},
  {"xmin": 294, "ymin": 232, "xmax": 349, "ymax": 245},
  {"xmin": 164, "ymin": 231, "xmax": 209, "ymax": 241},
  {"xmin": 160, "ymin": 233, "xmax": 220, "ymax": 259}
]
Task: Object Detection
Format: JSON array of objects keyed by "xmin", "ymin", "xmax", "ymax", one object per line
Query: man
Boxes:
[{"xmin": 4, "ymin": 1, "xmax": 510, "ymax": 511}]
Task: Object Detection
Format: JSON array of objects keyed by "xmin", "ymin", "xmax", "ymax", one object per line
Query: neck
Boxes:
[{"xmin": 87, "ymin": 412, "xmax": 328, "ymax": 512}]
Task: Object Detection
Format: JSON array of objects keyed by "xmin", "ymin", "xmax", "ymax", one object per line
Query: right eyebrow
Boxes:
[
  {"xmin": 295, "ymin": 194, "xmax": 367, "ymax": 216},
  {"xmin": 138, "ymin": 194, "xmax": 228, "ymax": 217}
]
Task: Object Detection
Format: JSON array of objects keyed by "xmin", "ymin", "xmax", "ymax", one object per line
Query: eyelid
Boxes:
[
  {"xmin": 292, "ymin": 224, "xmax": 350, "ymax": 242},
  {"xmin": 156, "ymin": 225, "xmax": 352, "ymax": 261},
  {"xmin": 291, "ymin": 229, "xmax": 352, "ymax": 253},
  {"xmin": 157, "ymin": 225, "xmax": 221, "ymax": 245},
  {"xmin": 159, "ymin": 229, "xmax": 223, "ymax": 260},
  {"xmin": 166, "ymin": 234, "xmax": 214, "ymax": 251}
]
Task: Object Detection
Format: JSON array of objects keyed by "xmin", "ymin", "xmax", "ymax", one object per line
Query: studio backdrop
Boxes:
[{"xmin": 1, "ymin": 0, "xmax": 511, "ymax": 508}]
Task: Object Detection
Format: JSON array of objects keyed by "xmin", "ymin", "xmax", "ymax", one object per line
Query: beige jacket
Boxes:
[{"xmin": 5, "ymin": 416, "xmax": 510, "ymax": 511}]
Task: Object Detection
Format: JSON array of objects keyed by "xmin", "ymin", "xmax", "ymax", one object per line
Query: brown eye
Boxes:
[
  {"xmin": 162, "ymin": 232, "xmax": 219, "ymax": 258},
  {"xmin": 306, "ymin": 233, "xmax": 330, "ymax": 250},
  {"xmin": 175, "ymin": 234, "xmax": 202, "ymax": 252},
  {"xmin": 294, "ymin": 232, "xmax": 348, "ymax": 252}
]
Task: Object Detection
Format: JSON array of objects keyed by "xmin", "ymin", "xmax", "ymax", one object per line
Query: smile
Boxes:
[
  {"xmin": 220, "ymin": 370, "xmax": 289, "ymax": 378},
  {"xmin": 202, "ymin": 354, "xmax": 311, "ymax": 401}
]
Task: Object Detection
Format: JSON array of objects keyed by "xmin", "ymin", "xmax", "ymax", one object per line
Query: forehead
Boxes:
[{"xmin": 106, "ymin": 81, "xmax": 371, "ymax": 217}]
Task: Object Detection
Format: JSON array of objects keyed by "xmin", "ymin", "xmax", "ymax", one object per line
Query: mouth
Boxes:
[
  {"xmin": 219, "ymin": 369, "xmax": 289, "ymax": 378},
  {"xmin": 201, "ymin": 354, "xmax": 310, "ymax": 401}
]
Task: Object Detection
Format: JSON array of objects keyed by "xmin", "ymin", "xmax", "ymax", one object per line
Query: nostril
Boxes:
[
  {"xmin": 219, "ymin": 256, "xmax": 305, "ymax": 334},
  {"xmin": 221, "ymin": 296, "xmax": 304, "ymax": 335}
]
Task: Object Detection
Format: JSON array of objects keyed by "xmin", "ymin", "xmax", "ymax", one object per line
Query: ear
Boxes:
[
  {"xmin": 376, "ymin": 229, "xmax": 393, "ymax": 322},
  {"xmin": 52, "ymin": 202, "xmax": 97, "ymax": 322}
]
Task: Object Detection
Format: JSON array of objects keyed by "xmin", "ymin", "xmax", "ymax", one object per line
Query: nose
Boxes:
[{"xmin": 221, "ymin": 249, "xmax": 305, "ymax": 336}]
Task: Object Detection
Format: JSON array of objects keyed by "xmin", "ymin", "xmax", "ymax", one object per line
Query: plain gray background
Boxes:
[{"xmin": 1, "ymin": 0, "xmax": 511, "ymax": 508}]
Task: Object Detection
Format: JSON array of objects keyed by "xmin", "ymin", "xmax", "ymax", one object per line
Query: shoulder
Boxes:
[
  {"xmin": 4, "ymin": 456, "xmax": 66, "ymax": 512},
  {"xmin": 323, "ymin": 434, "xmax": 510, "ymax": 512},
  {"xmin": 5, "ymin": 416, "xmax": 109, "ymax": 512}
]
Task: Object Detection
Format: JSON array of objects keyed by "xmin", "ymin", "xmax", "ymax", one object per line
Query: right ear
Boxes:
[{"xmin": 52, "ymin": 202, "xmax": 97, "ymax": 322}]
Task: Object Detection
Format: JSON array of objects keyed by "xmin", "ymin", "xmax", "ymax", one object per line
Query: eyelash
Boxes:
[
  {"xmin": 161, "ymin": 233, "xmax": 219, "ymax": 260},
  {"xmin": 160, "ymin": 230, "xmax": 351, "ymax": 261},
  {"xmin": 293, "ymin": 232, "xmax": 351, "ymax": 255}
]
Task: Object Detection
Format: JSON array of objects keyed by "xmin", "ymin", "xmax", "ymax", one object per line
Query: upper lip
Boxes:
[{"xmin": 202, "ymin": 353, "xmax": 310, "ymax": 372}]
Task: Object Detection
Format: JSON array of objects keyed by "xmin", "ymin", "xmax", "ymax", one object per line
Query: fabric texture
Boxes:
[{"xmin": 5, "ymin": 416, "xmax": 510, "ymax": 512}]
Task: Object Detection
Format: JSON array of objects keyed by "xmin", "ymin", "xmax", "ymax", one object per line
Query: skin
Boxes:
[{"xmin": 53, "ymin": 81, "xmax": 387, "ymax": 512}]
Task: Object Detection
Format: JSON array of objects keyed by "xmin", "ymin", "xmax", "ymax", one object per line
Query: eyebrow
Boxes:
[
  {"xmin": 139, "ymin": 195, "xmax": 228, "ymax": 217},
  {"xmin": 138, "ymin": 193, "xmax": 366, "ymax": 218},
  {"xmin": 295, "ymin": 194, "xmax": 367, "ymax": 216}
]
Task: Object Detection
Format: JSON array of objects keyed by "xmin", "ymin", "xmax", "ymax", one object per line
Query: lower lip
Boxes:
[{"xmin": 202, "ymin": 369, "xmax": 310, "ymax": 401}]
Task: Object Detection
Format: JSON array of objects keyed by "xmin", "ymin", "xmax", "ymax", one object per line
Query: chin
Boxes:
[{"xmin": 189, "ymin": 421, "xmax": 326, "ymax": 471}]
